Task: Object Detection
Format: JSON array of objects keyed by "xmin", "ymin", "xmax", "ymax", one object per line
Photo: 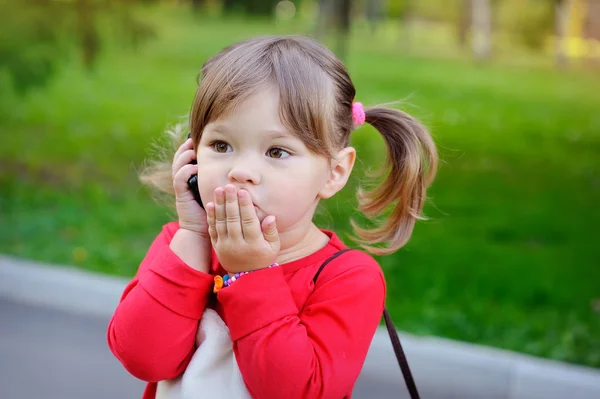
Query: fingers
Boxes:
[
  {"xmin": 172, "ymin": 163, "xmax": 197, "ymax": 196},
  {"xmin": 214, "ymin": 187, "xmax": 227, "ymax": 238},
  {"xmin": 262, "ymin": 216, "xmax": 279, "ymax": 250},
  {"xmin": 238, "ymin": 189, "xmax": 262, "ymax": 241},
  {"xmin": 172, "ymin": 149, "xmax": 196, "ymax": 176},
  {"xmin": 172, "ymin": 138, "xmax": 195, "ymax": 176},
  {"xmin": 225, "ymin": 185, "xmax": 242, "ymax": 239},
  {"xmin": 210, "ymin": 186, "xmax": 278, "ymax": 249},
  {"xmin": 173, "ymin": 137, "xmax": 192, "ymax": 162},
  {"xmin": 206, "ymin": 202, "xmax": 217, "ymax": 244},
  {"xmin": 172, "ymin": 153, "xmax": 196, "ymax": 179}
]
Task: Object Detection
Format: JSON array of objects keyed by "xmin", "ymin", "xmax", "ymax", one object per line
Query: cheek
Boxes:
[
  {"xmin": 266, "ymin": 168, "xmax": 326, "ymax": 223},
  {"xmin": 196, "ymin": 161, "xmax": 224, "ymax": 203}
]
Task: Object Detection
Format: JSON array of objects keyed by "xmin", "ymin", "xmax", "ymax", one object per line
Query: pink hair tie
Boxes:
[{"xmin": 352, "ymin": 102, "xmax": 366, "ymax": 127}]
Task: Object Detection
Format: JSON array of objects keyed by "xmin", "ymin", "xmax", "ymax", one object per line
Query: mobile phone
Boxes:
[{"xmin": 186, "ymin": 133, "xmax": 204, "ymax": 209}]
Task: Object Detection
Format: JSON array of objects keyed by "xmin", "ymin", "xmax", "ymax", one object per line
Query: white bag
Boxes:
[{"xmin": 156, "ymin": 309, "xmax": 252, "ymax": 399}]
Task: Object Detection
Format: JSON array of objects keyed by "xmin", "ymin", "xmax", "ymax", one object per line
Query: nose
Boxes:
[{"xmin": 227, "ymin": 157, "xmax": 261, "ymax": 185}]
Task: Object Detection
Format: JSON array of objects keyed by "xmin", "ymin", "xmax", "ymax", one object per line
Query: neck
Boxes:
[{"xmin": 276, "ymin": 222, "xmax": 330, "ymax": 265}]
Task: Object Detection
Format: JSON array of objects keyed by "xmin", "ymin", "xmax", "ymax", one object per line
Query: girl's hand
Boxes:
[
  {"xmin": 206, "ymin": 185, "xmax": 280, "ymax": 274},
  {"xmin": 172, "ymin": 138, "xmax": 208, "ymax": 236}
]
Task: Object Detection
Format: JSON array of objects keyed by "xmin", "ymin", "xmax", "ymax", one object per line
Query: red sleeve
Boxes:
[
  {"xmin": 217, "ymin": 252, "xmax": 386, "ymax": 399},
  {"xmin": 106, "ymin": 222, "xmax": 214, "ymax": 382}
]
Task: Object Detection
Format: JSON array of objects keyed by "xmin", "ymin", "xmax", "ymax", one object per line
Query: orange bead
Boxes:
[{"xmin": 213, "ymin": 275, "xmax": 224, "ymax": 293}]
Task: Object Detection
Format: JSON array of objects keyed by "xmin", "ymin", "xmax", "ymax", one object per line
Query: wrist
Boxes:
[
  {"xmin": 170, "ymin": 228, "xmax": 212, "ymax": 273},
  {"xmin": 214, "ymin": 262, "xmax": 279, "ymax": 293},
  {"xmin": 178, "ymin": 221, "xmax": 208, "ymax": 236}
]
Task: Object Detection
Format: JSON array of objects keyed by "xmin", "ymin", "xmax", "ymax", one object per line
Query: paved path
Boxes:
[
  {"xmin": 2, "ymin": 255, "xmax": 600, "ymax": 399},
  {"xmin": 0, "ymin": 298, "xmax": 426, "ymax": 399}
]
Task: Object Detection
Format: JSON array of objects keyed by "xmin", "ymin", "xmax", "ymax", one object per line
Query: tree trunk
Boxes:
[
  {"xmin": 315, "ymin": 0, "xmax": 330, "ymax": 39},
  {"xmin": 399, "ymin": 0, "xmax": 413, "ymax": 52},
  {"xmin": 191, "ymin": 0, "xmax": 204, "ymax": 13},
  {"xmin": 583, "ymin": 0, "xmax": 600, "ymax": 66},
  {"xmin": 584, "ymin": 0, "xmax": 600, "ymax": 40},
  {"xmin": 554, "ymin": 0, "xmax": 571, "ymax": 69},
  {"xmin": 77, "ymin": 0, "xmax": 100, "ymax": 70},
  {"xmin": 336, "ymin": 0, "xmax": 352, "ymax": 62},
  {"xmin": 223, "ymin": 0, "xmax": 237, "ymax": 13},
  {"xmin": 366, "ymin": 0, "xmax": 385, "ymax": 35},
  {"xmin": 457, "ymin": 0, "xmax": 471, "ymax": 49},
  {"xmin": 471, "ymin": 0, "xmax": 491, "ymax": 61}
]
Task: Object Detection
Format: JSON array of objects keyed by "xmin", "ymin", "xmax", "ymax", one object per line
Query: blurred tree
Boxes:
[
  {"xmin": 191, "ymin": 0, "xmax": 206, "ymax": 12},
  {"xmin": 584, "ymin": 0, "xmax": 600, "ymax": 40},
  {"xmin": 315, "ymin": 0, "xmax": 354, "ymax": 61},
  {"xmin": 223, "ymin": 0, "xmax": 236, "ymax": 12},
  {"xmin": 554, "ymin": 0, "xmax": 573, "ymax": 68},
  {"xmin": 583, "ymin": 0, "xmax": 600, "ymax": 65},
  {"xmin": 472, "ymin": 0, "xmax": 492, "ymax": 61},
  {"xmin": 76, "ymin": 0, "xmax": 101, "ymax": 70},
  {"xmin": 386, "ymin": 0, "xmax": 412, "ymax": 50},
  {"xmin": 115, "ymin": 4, "xmax": 157, "ymax": 50},
  {"xmin": 499, "ymin": 0, "xmax": 555, "ymax": 51},
  {"xmin": 457, "ymin": 0, "xmax": 472, "ymax": 49},
  {"xmin": 337, "ymin": 0, "xmax": 352, "ymax": 60},
  {"xmin": 0, "ymin": 0, "xmax": 157, "ymax": 96},
  {"xmin": 400, "ymin": 0, "xmax": 413, "ymax": 51},
  {"xmin": 365, "ymin": 0, "xmax": 386, "ymax": 34},
  {"xmin": 248, "ymin": 0, "xmax": 281, "ymax": 14},
  {"xmin": 316, "ymin": 0, "xmax": 334, "ymax": 39},
  {"xmin": 386, "ymin": 0, "xmax": 410, "ymax": 18},
  {"xmin": 223, "ymin": 0, "xmax": 280, "ymax": 15},
  {"xmin": 0, "ymin": 0, "xmax": 68, "ymax": 94}
]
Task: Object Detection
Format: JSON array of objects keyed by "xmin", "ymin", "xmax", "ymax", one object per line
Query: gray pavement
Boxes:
[
  {"xmin": 2, "ymin": 254, "xmax": 600, "ymax": 399},
  {"xmin": 0, "ymin": 298, "xmax": 145, "ymax": 399},
  {"xmin": 0, "ymin": 298, "xmax": 421, "ymax": 399}
]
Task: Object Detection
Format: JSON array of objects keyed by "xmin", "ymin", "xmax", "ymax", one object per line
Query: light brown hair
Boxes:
[{"xmin": 140, "ymin": 35, "xmax": 438, "ymax": 255}]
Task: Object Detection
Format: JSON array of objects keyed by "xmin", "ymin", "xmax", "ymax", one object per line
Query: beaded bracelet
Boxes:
[{"xmin": 213, "ymin": 263, "xmax": 279, "ymax": 293}]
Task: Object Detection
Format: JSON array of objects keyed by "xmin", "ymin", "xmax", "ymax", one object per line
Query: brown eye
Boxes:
[
  {"xmin": 213, "ymin": 141, "xmax": 231, "ymax": 153},
  {"xmin": 267, "ymin": 147, "xmax": 289, "ymax": 159}
]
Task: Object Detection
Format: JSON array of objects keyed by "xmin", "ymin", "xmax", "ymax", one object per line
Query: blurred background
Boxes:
[{"xmin": 0, "ymin": 0, "xmax": 598, "ymax": 373}]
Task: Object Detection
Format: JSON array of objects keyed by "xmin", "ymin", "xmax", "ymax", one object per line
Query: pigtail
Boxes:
[{"xmin": 351, "ymin": 106, "xmax": 438, "ymax": 256}]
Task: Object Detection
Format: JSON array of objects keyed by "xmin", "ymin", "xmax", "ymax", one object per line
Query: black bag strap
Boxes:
[{"xmin": 312, "ymin": 249, "xmax": 420, "ymax": 399}]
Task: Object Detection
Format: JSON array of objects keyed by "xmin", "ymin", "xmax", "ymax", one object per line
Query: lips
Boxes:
[
  {"xmin": 237, "ymin": 188, "xmax": 259, "ymax": 210},
  {"xmin": 222, "ymin": 186, "xmax": 262, "ymax": 216},
  {"xmin": 250, "ymin": 203, "xmax": 266, "ymax": 222}
]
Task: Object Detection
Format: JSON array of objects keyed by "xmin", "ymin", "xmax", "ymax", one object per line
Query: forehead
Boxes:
[
  {"xmin": 208, "ymin": 87, "xmax": 290, "ymax": 134},
  {"xmin": 228, "ymin": 86, "xmax": 280, "ymax": 120}
]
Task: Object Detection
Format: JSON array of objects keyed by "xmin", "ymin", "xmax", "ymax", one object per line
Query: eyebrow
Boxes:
[
  {"xmin": 210, "ymin": 124, "xmax": 292, "ymax": 140},
  {"xmin": 263, "ymin": 129, "xmax": 292, "ymax": 139}
]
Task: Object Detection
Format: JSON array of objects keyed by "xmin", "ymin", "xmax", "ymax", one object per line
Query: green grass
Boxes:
[{"xmin": 1, "ymin": 5, "xmax": 599, "ymax": 367}]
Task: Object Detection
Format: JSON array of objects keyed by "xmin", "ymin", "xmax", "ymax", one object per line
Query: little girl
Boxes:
[{"xmin": 107, "ymin": 35, "xmax": 437, "ymax": 399}]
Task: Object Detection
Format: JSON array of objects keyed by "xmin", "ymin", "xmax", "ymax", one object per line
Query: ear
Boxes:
[{"xmin": 318, "ymin": 147, "xmax": 356, "ymax": 199}]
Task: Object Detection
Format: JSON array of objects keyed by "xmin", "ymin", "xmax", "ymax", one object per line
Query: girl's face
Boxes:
[{"xmin": 196, "ymin": 86, "xmax": 331, "ymax": 233}]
